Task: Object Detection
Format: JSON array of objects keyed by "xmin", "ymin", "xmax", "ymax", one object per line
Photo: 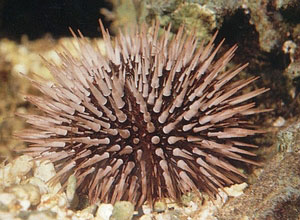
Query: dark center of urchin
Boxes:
[{"xmin": 17, "ymin": 21, "xmax": 269, "ymax": 208}]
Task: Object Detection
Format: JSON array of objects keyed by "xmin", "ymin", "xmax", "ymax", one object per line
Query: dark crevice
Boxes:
[
  {"xmin": 0, "ymin": 0, "xmax": 112, "ymax": 41},
  {"xmin": 216, "ymin": 8, "xmax": 265, "ymax": 78},
  {"xmin": 280, "ymin": 2, "xmax": 300, "ymax": 24},
  {"xmin": 217, "ymin": 7, "xmax": 294, "ymax": 118}
]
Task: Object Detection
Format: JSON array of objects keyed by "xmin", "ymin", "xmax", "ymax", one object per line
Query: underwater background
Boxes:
[{"xmin": 0, "ymin": 1, "xmax": 299, "ymax": 219}]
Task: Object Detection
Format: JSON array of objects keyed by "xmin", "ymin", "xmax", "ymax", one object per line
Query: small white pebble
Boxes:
[
  {"xmin": 139, "ymin": 214, "xmax": 152, "ymax": 220},
  {"xmin": 156, "ymin": 213, "xmax": 171, "ymax": 220},
  {"xmin": 73, "ymin": 210, "xmax": 94, "ymax": 220},
  {"xmin": 142, "ymin": 204, "xmax": 152, "ymax": 215},
  {"xmin": 8, "ymin": 184, "xmax": 41, "ymax": 206},
  {"xmin": 27, "ymin": 177, "xmax": 49, "ymax": 194},
  {"xmin": 11, "ymin": 155, "xmax": 34, "ymax": 178},
  {"xmin": 19, "ymin": 199, "xmax": 31, "ymax": 210},
  {"xmin": 13, "ymin": 63, "xmax": 27, "ymax": 74},
  {"xmin": 216, "ymin": 191, "xmax": 228, "ymax": 204},
  {"xmin": 34, "ymin": 160, "xmax": 61, "ymax": 193},
  {"xmin": 183, "ymin": 201, "xmax": 198, "ymax": 214},
  {"xmin": 273, "ymin": 116, "xmax": 286, "ymax": 127},
  {"xmin": 223, "ymin": 183, "xmax": 248, "ymax": 197},
  {"xmin": 34, "ymin": 160, "xmax": 56, "ymax": 182},
  {"xmin": 154, "ymin": 201, "xmax": 166, "ymax": 212},
  {"xmin": 0, "ymin": 163, "xmax": 14, "ymax": 187},
  {"xmin": 38, "ymin": 193, "xmax": 68, "ymax": 211},
  {"xmin": 0, "ymin": 212, "xmax": 16, "ymax": 220},
  {"xmin": 96, "ymin": 203, "xmax": 113, "ymax": 220},
  {"xmin": 28, "ymin": 211, "xmax": 57, "ymax": 220},
  {"xmin": 66, "ymin": 175, "xmax": 77, "ymax": 205},
  {"xmin": 0, "ymin": 193, "xmax": 16, "ymax": 206}
]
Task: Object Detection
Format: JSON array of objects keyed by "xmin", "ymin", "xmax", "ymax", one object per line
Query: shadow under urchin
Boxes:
[{"xmin": 16, "ymin": 20, "xmax": 270, "ymax": 208}]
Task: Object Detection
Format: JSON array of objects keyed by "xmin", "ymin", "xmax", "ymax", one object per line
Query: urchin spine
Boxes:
[{"xmin": 16, "ymin": 20, "xmax": 270, "ymax": 208}]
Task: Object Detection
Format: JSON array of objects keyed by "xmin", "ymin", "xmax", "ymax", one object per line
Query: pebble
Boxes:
[
  {"xmin": 81, "ymin": 203, "xmax": 98, "ymax": 215},
  {"xmin": 38, "ymin": 193, "xmax": 68, "ymax": 211},
  {"xmin": 33, "ymin": 160, "xmax": 61, "ymax": 194},
  {"xmin": 10, "ymin": 155, "xmax": 34, "ymax": 178},
  {"xmin": 139, "ymin": 214, "xmax": 152, "ymax": 220},
  {"xmin": 223, "ymin": 183, "xmax": 248, "ymax": 197},
  {"xmin": 0, "ymin": 211, "xmax": 15, "ymax": 220},
  {"xmin": 27, "ymin": 211, "xmax": 57, "ymax": 220},
  {"xmin": 142, "ymin": 204, "xmax": 152, "ymax": 215},
  {"xmin": 0, "ymin": 163, "xmax": 14, "ymax": 187},
  {"xmin": 66, "ymin": 174, "xmax": 78, "ymax": 208},
  {"xmin": 73, "ymin": 209, "xmax": 95, "ymax": 220},
  {"xmin": 156, "ymin": 213, "xmax": 172, "ymax": 220},
  {"xmin": 154, "ymin": 201, "xmax": 166, "ymax": 212},
  {"xmin": 0, "ymin": 193, "xmax": 17, "ymax": 207},
  {"xmin": 95, "ymin": 203, "xmax": 113, "ymax": 220},
  {"xmin": 33, "ymin": 160, "xmax": 56, "ymax": 181},
  {"xmin": 110, "ymin": 201, "xmax": 134, "ymax": 220},
  {"xmin": 27, "ymin": 177, "xmax": 49, "ymax": 194},
  {"xmin": 7, "ymin": 184, "xmax": 41, "ymax": 206},
  {"xmin": 273, "ymin": 116, "xmax": 286, "ymax": 127},
  {"xmin": 0, "ymin": 154, "xmax": 228, "ymax": 219}
]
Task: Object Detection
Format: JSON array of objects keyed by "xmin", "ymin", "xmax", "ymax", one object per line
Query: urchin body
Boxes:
[{"xmin": 17, "ymin": 21, "xmax": 269, "ymax": 207}]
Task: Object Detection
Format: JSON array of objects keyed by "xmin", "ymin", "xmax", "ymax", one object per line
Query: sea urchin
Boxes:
[{"xmin": 17, "ymin": 21, "xmax": 269, "ymax": 208}]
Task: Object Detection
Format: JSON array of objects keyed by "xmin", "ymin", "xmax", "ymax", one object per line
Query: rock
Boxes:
[
  {"xmin": 10, "ymin": 155, "xmax": 33, "ymax": 178},
  {"xmin": 154, "ymin": 201, "xmax": 166, "ymax": 213},
  {"xmin": 95, "ymin": 203, "xmax": 113, "ymax": 220},
  {"xmin": 7, "ymin": 184, "xmax": 41, "ymax": 207},
  {"xmin": 26, "ymin": 210, "xmax": 57, "ymax": 220},
  {"xmin": 0, "ymin": 211, "xmax": 16, "ymax": 220},
  {"xmin": 142, "ymin": 204, "xmax": 152, "ymax": 215},
  {"xmin": 33, "ymin": 160, "xmax": 61, "ymax": 193},
  {"xmin": 38, "ymin": 193, "xmax": 68, "ymax": 211},
  {"xmin": 139, "ymin": 215, "xmax": 152, "ymax": 220},
  {"xmin": 0, "ymin": 193, "xmax": 17, "ymax": 207},
  {"xmin": 110, "ymin": 201, "xmax": 134, "ymax": 220},
  {"xmin": 155, "ymin": 213, "xmax": 172, "ymax": 220},
  {"xmin": 216, "ymin": 152, "xmax": 300, "ymax": 219},
  {"xmin": 26, "ymin": 177, "xmax": 49, "ymax": 195},
  {"xmin": 223, "ymin": 183, "xmax": 248, "ymax": 197},
  {"xmin": 66, "ymin": 174, "xmax": 78, "ymax": 208}
]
